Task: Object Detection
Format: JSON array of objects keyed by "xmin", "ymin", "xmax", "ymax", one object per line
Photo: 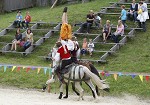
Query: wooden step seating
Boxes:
[
  {"xmin": 98, "ymin": 1, "xmax": 150, "ymax": 16},
  {"xmin": 42, "ymin": 1, "xmax": 144, "ymax": 63},
  {"xmin": 0, "ymin": 22, "xmax": 61, "ymax": 55}
]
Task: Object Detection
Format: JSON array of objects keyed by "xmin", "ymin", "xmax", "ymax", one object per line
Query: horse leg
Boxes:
[
  {"xmin": 75, "ymin": 82, "xmax": 84, "ymax": 101},
  {"xmin": 85, "ymin": 80, "xmax": 98, "ymax": 99},
  {"xmin": 85, "ymin": 82, "xmax": 95, "ymax": 98},
  {"xmin": 71, "ymin": 82, "xmax": 80, "ymax": 96},
  {"xmin": 58, "ymin": 83, "xmax": 64, "ymax": 99},
  {"xmin": 63, "ymin": 83, "xmax": 69, "ymax": 98}
]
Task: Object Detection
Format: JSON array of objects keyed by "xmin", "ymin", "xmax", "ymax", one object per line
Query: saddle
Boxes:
[{"xmin": 59, "ymin": 63, "xmax": 76, "ymax": 74}]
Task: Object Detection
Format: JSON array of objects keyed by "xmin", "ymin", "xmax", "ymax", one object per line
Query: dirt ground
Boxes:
[{"xmin": 0, "ymin": 87, "xmax": 149, "ymax": 105}]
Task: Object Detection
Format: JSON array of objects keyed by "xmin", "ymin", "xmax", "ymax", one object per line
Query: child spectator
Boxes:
[
  {"xmin": 119, "ymin": 5, "xmax": 128, "ymax": 28},
  {"xmin": 112, "ymin": 20, "xmax": 124, "ymax": 43},
  {"xmin": 102, "ymin": 20, "xmax": 111, "ymax": 43},
  {"xmin": 23, "ymin": 28, "xmax": 33, "ymax": 50},
  {"xmin": 11, "ymin": 28, "xmax": 22, "ymax": 51},
  {"xmin": 21, "ymin": 11, "xmax": 31, "ymax": 29},
  {"xmin": 88, "ymin": 39, "xmax": 94, "ymax": 56},
  {"xmin": 81, "ymin": 38, "xmax": 88, "ymax": 56},
  {"xmin": 94, "ymin": 13, "xmax": 102, "ymax": 29},
  {"xmin": 13, "ymin": 11, "xmax": 23, "ymax": 28}
]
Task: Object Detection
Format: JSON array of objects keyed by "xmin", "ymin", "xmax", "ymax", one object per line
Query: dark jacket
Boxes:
[{"xmin": 130, "ymin": 3, "xmax": 138, "ymax": 11}]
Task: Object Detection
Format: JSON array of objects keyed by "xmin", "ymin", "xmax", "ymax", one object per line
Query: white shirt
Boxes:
[
  {"xmin": 88, "ymin": 42, "xmax": 94, "ymax": 52},
  {"xmin": 95, "ymin": 16, "xmax": 101, "ymax": 20},
  {"xmin": 61, "ymin": 39, "xmax": 74, "ymax": 51}
]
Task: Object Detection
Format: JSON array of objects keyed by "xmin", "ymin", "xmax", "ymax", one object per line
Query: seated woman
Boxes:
[
  {"xmin": 102, "ymin": 20, "xmax": 111, "ymax": 42},
  {"xmin": 11, "ymin": 28, "xmax": 22, "ymax": 51},
  {"xmin": 81, "ymin": 38, "xmax": 88, "ymax": 56},
  {"xmin": 88, "ymin": 39, "xmax": 94, "ymax": 57},
  {"xmin": 112, "ymin": 20, "xmax": 124, "ymax": 43},
  {"xmin": 23, "ymin": 28, "xmax": 33, "ymax": 50},
  {"xmin": 21, "ymin": 11, "xmax": 31, "ymax": 29}
]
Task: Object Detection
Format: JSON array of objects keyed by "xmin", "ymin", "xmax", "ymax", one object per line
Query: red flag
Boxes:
[
  {"xmin": 17, "ymin": 67, "xmax": 21, "ymax": 72},
  {"xmin": 101, "ymin": 71, "xmax": 105, "ymax": 76},
  {"xmin": 26, "ymin": 67, "xmax": 30, "ymax": 73},
  {"xmin": 145, "ymin": 76, "xmax": 149, "ymax": 82}
]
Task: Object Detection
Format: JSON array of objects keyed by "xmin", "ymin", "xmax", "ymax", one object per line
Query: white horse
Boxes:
[{"xmin": 43, "ymin": 47, "xmax": 109, "ymax": 100}]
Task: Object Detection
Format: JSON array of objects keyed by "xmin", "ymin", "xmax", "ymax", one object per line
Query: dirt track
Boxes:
[{"xmin": 0, "ymin": 87, "xmax": 149, "ymax": 105}]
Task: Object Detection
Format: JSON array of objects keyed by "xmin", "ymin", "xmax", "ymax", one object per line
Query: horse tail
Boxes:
[
  {"xmin": 89, "ymin": 64, "xmax": 102, "ymax": 80},
  {"xmin": 82, "ymin": 66, "xmax": 109, "ymax": 90}
]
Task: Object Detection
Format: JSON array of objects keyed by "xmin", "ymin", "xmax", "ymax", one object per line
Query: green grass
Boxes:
[{"xmin": 0, "ymin": 0, "xmax": 150, "ymax": 98}]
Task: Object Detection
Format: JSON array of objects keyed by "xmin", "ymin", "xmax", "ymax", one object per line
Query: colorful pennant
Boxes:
[{"xmin": 139, "ymin": 75, "xmax": 143, "ymax": 82}]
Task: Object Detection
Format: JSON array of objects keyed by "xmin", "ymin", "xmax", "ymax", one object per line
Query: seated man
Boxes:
[
  {"xmin": 81, "ymin": 10, "xmax": 95, "ymax": 33},
  {"xmin": 127, "ymin": 0, "xmax": 138, "ymax": 22},
  {"xmin": 53, "ymin": 41, "xmax": 72, "ymax": 82},
  {"xmin": 21, "ymin": 11, "xmax": 31, "ymax": 29},
  {"xmin": 13, "ymin": 11, "xmax": 23, "ymax": 28}
]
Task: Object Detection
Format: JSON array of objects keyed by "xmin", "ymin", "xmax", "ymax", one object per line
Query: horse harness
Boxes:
[{"xmin": 62, "ymin": 64, "xmax": 90, "ymax": 82}]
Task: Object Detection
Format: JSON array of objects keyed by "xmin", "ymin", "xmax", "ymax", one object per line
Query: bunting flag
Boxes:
[
  {"xmin": 131, "ymin": 74, "xmax": 136, "ymax": 79},
  {"xmin": 4, "ymin": 66, "xmax": 7, "ymax": 72},
  {"xmin": 101, "ymin": 71, "xmax": 105, "ymax": 76},
  {"xmin": 118, "ymin": 72, "xmax": 122, "ymax": 76},
  {"xmin": 145, "ymin": 76, "xmax": 149, "ymax": 82},
  {"xmin": 105, "ymin": 72, "xmax": 110, "ymax": 77},
  {"xmin": 1, "ymin": 64, "xmax": 150, "ymax": 83},
  {"xmin": 37, "ymin": 68, "xmax": 41, "ymax": 74},
  {"xmin": 44, "ymin": 67, "xmax": 47, "ymax": 75},
  {"xmin": 139, "ymin": 75, "xmax": 143, "ymax": 82},
  {"xmin": 17, "ymin": 67, "xmax": 21, "ymax": 72},
  {"xmin": 26, "ymin": 67, "xmax": 30, "ymax": 73},
  {"xmin": 49, "ymin": 68, "xmax": 52, "ymax": 75},
  {"xmin": 8, "ymin": 66, "xmax": 12, "ymax": 68},
  {"xmin": 12, "ymin": 66, "xmax": 16, "ymax": 72},
  {"xmin": 32, "ymin": 67, "xmax": 36, "ymax": 70},
  {"xmin": 114, "ymin": 74, "xmax": 118, "ymax": 81}
]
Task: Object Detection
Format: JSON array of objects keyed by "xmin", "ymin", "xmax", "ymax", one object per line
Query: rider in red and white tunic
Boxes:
[{"xmin": 53, "ymin": 42, "xmax": 72, "ymax": 81}]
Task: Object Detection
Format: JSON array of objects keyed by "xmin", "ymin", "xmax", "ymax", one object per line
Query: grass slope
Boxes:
[{"xmin": 0, "ymin": 0, "xmax": 150, "ymax": 98}]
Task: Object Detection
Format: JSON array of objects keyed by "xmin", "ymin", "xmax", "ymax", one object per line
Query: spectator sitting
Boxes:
[
  {"xmin": 81, "ymin": 38, "xmax": 88, "ymax": 56},
  {"xmin": 119, "ymin": 5, "xmax": 128, "ymax": 28},
  {"xmin": 23, "ymin": 28, "xmax": 33, "ymax": 50},
  {"xmin": 127, "ymin": 0, "xmax": 138, "ymax": 22},
  {"xmin": 112, "ymin": 20, "xmax": 124, "ymax": 43},
  {"xmin": 21, "ymin": 11, "xmax": 31, "ymax": 29},
  {"xmin": 94, "ymin": 13, "xmax": 102, "ymax": 29},
  {"xmin": 11, "ymin": 28, "xmax": 22, "ymax": 51},
  {"xmin": 88, "ymin": 39, "xmax": 94, "ymax": 57},
  {"xmin": 137, "ymin": 1, "xmax": 149, "ymax": 32},
  {"xmin": 13, "ymin": 11, "xmax": 23, "ymax": 28},
  {"xmin": 81, "ymin": 10, "xmax": 95, "ymax": 33},
  {"xmin": 102, "ymin": 20, "xmax": 111, "ymax": 43}
]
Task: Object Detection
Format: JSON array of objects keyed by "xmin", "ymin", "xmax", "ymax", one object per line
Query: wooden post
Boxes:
[{"xmin": 51, "ymin": 0, "xmax": 58, "ymax": 9}]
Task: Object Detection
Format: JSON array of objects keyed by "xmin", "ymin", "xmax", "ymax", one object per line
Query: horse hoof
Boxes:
[
  {"xmin": 63, "ymin": 96, "xmax": 68, "ymax": 99},
  {"xmin": 58, "ymin": 92, "xmax": 63, "ymax": 99},
  {"xmin": 42, "ymin": 84, "xmax": 47, "ymax": 92},
  {"xmin": 103, "ymin": 88, "xmax": 110, "ymax": 92}
]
